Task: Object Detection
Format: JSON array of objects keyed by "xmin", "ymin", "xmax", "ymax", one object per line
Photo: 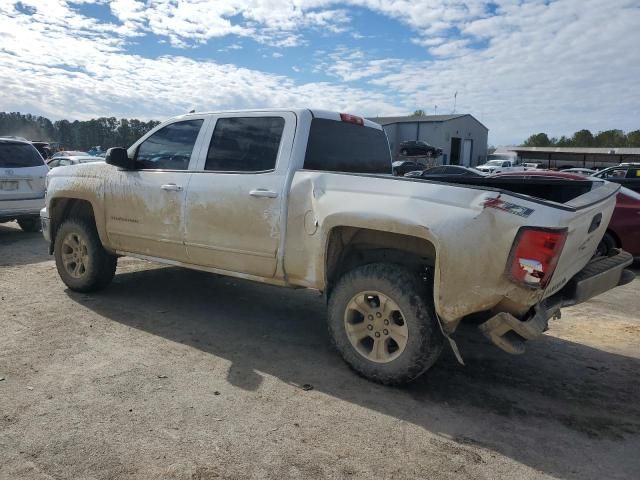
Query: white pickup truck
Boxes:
[
  {"xmin": 41, "ymin": 109, "xmax": 634, "ymax": 384},
  {"xmin": 476, "ymin": 154, "xmax": 526, "ymax": 174}
]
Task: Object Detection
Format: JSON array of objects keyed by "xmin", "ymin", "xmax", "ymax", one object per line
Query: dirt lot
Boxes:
[{"xmin": 1, "ymin": 221, "xmax": 639, "ymax": 480}]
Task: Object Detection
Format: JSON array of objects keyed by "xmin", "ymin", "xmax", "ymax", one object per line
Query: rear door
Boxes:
[
  {"xmin": 183, "ymin": 113, "xmax": 295, "ymax": 277},
  {"xmin": 0, "ymin": 142, "xmax": 48, "ymax": 202}
]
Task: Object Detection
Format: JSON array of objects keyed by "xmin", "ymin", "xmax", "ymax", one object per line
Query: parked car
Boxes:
[
  {"xmin": 405, "ymin": 165, "xmax": 485, "ymax": 179},
  {"xmin": 392, "ymin": 160, "xmax": 424, "ymax": 176},
  {"xmin": 0, "ymin": 138, "xmax": 48, "ymax": 232},
  {"xmin": 48, "ymin": 155, "xmax": 105, "ymax": 169},
  {"xmin": 592, "ymin": 163, "xmax": 640, "ymax": 193},
  {"xmin": 31, "ymin": 141, "xmax": 52, "ymax": 159},
  {"xmin": 41, "ymin": 109, "xmax": 633, "ymax": 385},
  {"xmin": 399, "ymin": 140, "xmax": 442, "ymax": 157},
  {"xmin": 494, "ymin": 170, "xmax": 640, "ymax": 258},
  {"xmin": 523, "ymin": 162, "xmax": 542, "ymax": 170},
  {"xmin": 51, "ymin": 150, "xmax": 90, "ymax": 159},
  {"xmin": 564, "ymin": 168, "xmax": 597, "ymax": 176},
  {"xmin": 476, "ymin": 156, "xmax": 526, "ymax": 174}
]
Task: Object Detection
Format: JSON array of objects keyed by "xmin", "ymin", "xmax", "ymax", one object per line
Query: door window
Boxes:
[
  {"xmin": 205, "ymin": 117, "xmax": 284, "ymax": 172},
  {"xmin": 626, "ymin": 168, "xmax": 639, "ymax": 178},
  {"xmin": 135, "ymin": 119, "xmax": 203, "ymax": 170}
]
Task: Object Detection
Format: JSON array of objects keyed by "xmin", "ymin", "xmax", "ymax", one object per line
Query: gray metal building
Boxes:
[{"xmin": 368, "ymin": 114, "xmax": 489, "ymax": 166}]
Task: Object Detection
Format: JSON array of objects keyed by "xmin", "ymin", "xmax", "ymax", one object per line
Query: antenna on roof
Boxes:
[{"xmin": 188, "ymin": 109, "xmax": 196, "ymax": 113}]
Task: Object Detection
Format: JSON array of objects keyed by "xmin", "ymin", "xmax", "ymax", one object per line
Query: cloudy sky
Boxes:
[{"xmin": 0, "ymin": 0, "xmax": 638, "ymax": 145}]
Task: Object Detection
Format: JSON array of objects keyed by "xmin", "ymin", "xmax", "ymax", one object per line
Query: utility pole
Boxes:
[
  {"xmin": 453, "ymin": 91, "xmax": 458, "ymax": 113},
  {"xmin": 434, "ymin": 105, "xmax": 438, "ymax": 115}
]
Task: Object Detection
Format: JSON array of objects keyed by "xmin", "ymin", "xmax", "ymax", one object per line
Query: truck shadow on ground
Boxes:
[{"xmin": 67, "ymin": 264, "xmax": 640, "ymax": 480}]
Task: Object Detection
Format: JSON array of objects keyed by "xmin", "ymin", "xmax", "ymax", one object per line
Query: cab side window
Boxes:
[
  {"xmin": 136, "ymin": 120, "xmax": 203, "ymax": 170},
  {"xmin": 205, "ymin": 117, "xmax": 284, "ymax": 172},
  {"xmin": 627, "ymin": 168, "xmax": 639, "ymax": 178}
]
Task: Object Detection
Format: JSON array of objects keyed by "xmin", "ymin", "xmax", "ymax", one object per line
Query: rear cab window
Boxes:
[
  {"xmin": 303, "ymin": 118, "xmax": 391, "ymax": 174},
  {"xmin": 0, "ymin": 142, "xmax": 45, "ymax": 168}
]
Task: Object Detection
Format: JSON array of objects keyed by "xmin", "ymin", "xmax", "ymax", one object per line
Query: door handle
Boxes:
[
  {"xmin": 161, "ymin": 183, "xmax": 183, "ymax": 191},
  {"xmin": 249, "ymin": 189, "xmax": 278, "ymax": 198}
]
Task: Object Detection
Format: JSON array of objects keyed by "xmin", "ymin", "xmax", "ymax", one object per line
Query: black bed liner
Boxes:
[{"xmin": 423, "ymin": 175, "xmax": 595, "ymax": 204}]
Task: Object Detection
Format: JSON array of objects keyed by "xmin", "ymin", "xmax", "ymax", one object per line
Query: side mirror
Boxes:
[{"xmin": 105, "ymin": 147, "xmax": 135, "ymax": 169}]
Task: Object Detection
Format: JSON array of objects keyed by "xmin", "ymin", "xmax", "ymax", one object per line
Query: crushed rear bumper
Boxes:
[{"xmin": 479, "ymin": 249, "xmax": 635, "ymax": 354}]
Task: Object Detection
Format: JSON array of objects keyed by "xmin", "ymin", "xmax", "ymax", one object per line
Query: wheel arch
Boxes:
[
  {"xmin": 49, "ymin": 197, "xmax": 107, "ymax": 253},
  {"xmin": 324, "ymin": 226, "xmax": 438, "ymax": 295}
]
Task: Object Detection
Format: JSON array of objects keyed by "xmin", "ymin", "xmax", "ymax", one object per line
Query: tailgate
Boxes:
[
  {"xmin": 543, "ymin": 181, "xmax": 620, "ymax": 298},
  {"xmin": 0, "ymin": 166, "xmax": 47, "ymax": 201}
]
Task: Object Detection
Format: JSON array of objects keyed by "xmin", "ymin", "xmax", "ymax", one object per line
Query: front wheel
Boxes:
[
  {"xmin": 328, "ymin": 263, "xmax": 444, "ymax": 385},
  {"xmin": 54, "ymin": 218, "xmax": 117, "ymax": 292}
]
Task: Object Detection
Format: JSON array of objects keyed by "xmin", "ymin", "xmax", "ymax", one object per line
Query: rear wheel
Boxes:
[
  {"xmin": 54, "ymin": 218, "xmax": 117, "ymax": 292},
  {"xmin": 328, "ymin": 263, "xmax": 443, "ymax": 385},
  {"xmin": 18, "ymin": 217, "xmax": 40, "ymax": 232}
]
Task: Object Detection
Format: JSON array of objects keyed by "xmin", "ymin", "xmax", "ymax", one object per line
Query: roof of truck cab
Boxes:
[{"xmin": 179, "ymin": 109, "xmax": 382, "ymax": 129}]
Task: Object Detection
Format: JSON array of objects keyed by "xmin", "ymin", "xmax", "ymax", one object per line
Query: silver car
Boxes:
[{"xmin": 0, "ymin": 138, "xmax": 49, "ymax": 232}]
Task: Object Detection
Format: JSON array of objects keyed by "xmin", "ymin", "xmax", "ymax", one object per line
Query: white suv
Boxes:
[{"xmin": 0, "ymin": 138, "xmax": 49, "ymax": 232}]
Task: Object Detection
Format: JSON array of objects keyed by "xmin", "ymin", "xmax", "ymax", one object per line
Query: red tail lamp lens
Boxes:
[{"xmin": 508, "ymin": 228, "xmax": 567, "ymax": 288}]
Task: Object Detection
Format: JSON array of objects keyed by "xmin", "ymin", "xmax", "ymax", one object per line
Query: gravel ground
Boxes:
[{"xmin": 1, "ymin": 221, "xmax": 639, "ymax": 480}]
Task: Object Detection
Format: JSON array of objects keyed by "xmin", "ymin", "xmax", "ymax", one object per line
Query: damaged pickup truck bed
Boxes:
[{"xmin": 41, "ymin": 109, "xmax": 635, "ymax": 384}]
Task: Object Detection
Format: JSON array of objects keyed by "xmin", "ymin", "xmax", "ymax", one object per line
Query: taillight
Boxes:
[
  {"xmin": 507, "ymin": 227, "xmax": 567, "ymax": 288},
  {"xmin": 340, "ymin": 113, "xmax": 364, "ymax": 126}
]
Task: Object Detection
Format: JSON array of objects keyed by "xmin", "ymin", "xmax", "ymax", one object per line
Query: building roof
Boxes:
[
  {"xmin": 509, "ymin": 147, "xmax": 640, "ymax": 155},
  {"xmin": 368, "ymin": 113, "xmax": 488, "ymax": 131},
  {"xmin": 368, "ymin": 114, "xmax": 465, "ymax": 124}
]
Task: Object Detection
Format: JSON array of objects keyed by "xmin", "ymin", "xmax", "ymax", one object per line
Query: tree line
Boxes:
[
  {"xmin": 0, "ymin": 112, "xmax": 160, "ymax": 151},
  {"xmin": 523, "ymin": 129, "xmax": 640, "ymax": 148}
]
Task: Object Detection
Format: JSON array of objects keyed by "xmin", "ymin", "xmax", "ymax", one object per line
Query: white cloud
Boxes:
[
  {"xmin": 0, "ymin": 2, "xmax": 398, "ymax": 121},
  {"xmin": 320, "ymin": 0, "xmax": 640, "ymax": 143},
  {"xmin": 1, "ymin": 0, "xmax": 639, "ymax": 145}
]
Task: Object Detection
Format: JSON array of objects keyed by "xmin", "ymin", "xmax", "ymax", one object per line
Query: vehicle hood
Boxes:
[{"xmin": 47, "ymin": 161, "xmax": 112, "ymax": 178}]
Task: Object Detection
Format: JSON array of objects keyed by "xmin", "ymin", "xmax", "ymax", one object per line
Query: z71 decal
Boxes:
[{"xmin": 483, "ymin": 197, "xmax": 534, "ymax": 218}]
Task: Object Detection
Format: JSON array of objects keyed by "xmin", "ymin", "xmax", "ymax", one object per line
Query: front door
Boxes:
[
  {"xmin": 183, "ymin": 113, "xmax": 294, "ymax": 277},
  {"xmin": 105, "ymin": 118, "xmax": 206, "ymax": 262}
]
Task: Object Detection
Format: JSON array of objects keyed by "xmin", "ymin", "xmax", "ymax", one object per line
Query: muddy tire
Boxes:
[
  {"xmin": 54, "ymin": 217, "xmax": 117, "ymax": 292},
  {"xmin": 596, "ymin": 232, "xmax": 617, "ymax": 257},
  {"xmin": 18, "ymin": 217, "xmax": 40, "ymax": 232},
  {"xmin": 328, "ymin": 263, "xmax": 443, "ymax": 385}
]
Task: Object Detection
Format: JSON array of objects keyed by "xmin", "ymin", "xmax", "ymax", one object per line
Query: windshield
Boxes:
[
  {"xmin": 484, "ymin": 160, "xmax": 506, "ymax": 166},
  {"xmin": 487, "ymin": 154, "xmax": 513, "ymax": 165},
  {"xmin": 0, "ymin": 142, "xmax": 45, "ymax": 168}
]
